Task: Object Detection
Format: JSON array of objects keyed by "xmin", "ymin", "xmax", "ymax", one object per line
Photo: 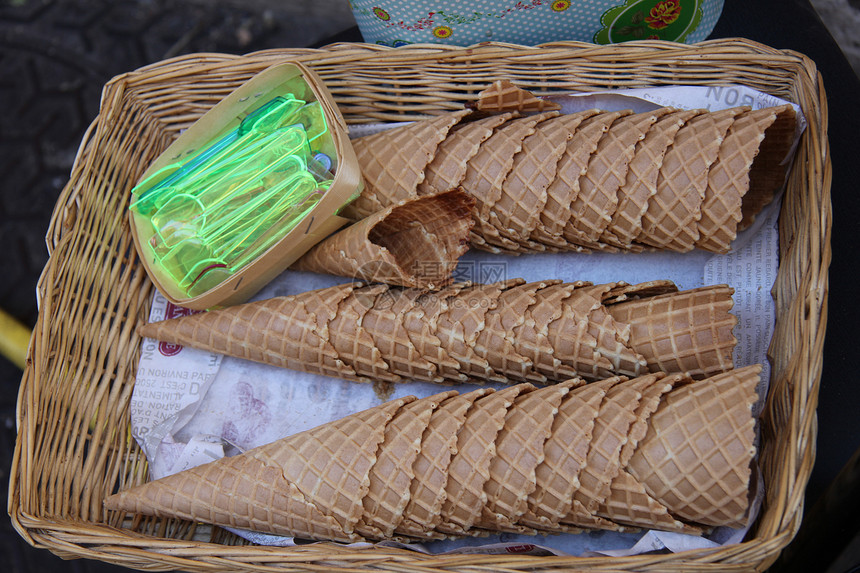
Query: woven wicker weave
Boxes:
[{"xmin": 10, "ymin": 39, "xmax": 830, "ymax": 572}]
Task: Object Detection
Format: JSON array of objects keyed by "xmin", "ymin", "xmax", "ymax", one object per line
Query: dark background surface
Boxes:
[{"xmin": 2, "ymin": 0, "xmax": 859, "ymax": 571}]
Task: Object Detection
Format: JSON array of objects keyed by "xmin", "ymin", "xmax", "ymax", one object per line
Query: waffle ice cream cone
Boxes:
[
  {"xmin": 520, "ymin": 376, "xmax": 624, "ymax": 532},
  {"xmin": 343, "ymin": 110, "xmax": 470, "ymax": 220},
  {"xmin": 627, "ymin": 365, "xmax": 761, "ymax": 527},
  {"xmin": 438, "ymin": 384, "xmax": 532, "ymax": 535},
  {"xmin": 326, "ymin": 284, "xmax": 400, "ymax": 383},
  {"xmin": 400, "ymin": 283, "xmax": 474, "ymax": 384},
  {"xmin": 602, "ymin": 109, "xmax": 698, "ymax": 249},
  {"xmin": 105, "ymin": 441, "xmax": 357, "ymax": 541},
  {"xmin": 357, "ymin": 391, "xmax": 454, "ymax": 539},
  {"xmin": 585, "ymin": 373, "xmax": 688, "ymax": 532},
  {"xmin": 396, "ymin": 388, "xmax": 492, "ymax": 539},
  {"xmin": 478, "ymin": 381, "xmax": 577, "ymax": 532},
  {"xmin": 579, "ymin": 284, "xmax": 648, "ymax": 378},
  {"xmin": 292, "ymin": 189, "xmax": 474, "ymax": 288},
  {"xmin": 697, "ymin": 104, "xmax": 797, "ymax": 252},
  {"xmin": 345, "ymin": 99, "xmax": 796, "ymax": 255},
  {"xmin": 532, "ymin": 111, "xmax": 629, "ymax": 250},
  {"xmin": 607, "ymin": 285, "xmax": 737, "ymax": 379},
  {"xmin": 637, "ymin": 107, "xmax": 743, "ymax": 252},
  {"xmin": 601, "ymin": 279, "xmax": 679, "ymax": 305},
  {"xmin": 419, "ymin": 113, "xmax": 515, "ymax": 197},
  {"xmin": 619, "ymin": 372, "xmax": 683, "ymax": 467},
  {"xmin": 472, "ymin": 280, "xmax": 548, "ymax": 383},
  {"xmin": 138, "ymin": 281, "xmax": 738, "ymax": 386},
  {"xmin": 104, "ymin": 397, "xmax": 409, "ymax": 541},
  {"xmin": 109, "ymin": 367, "xmax": 763, "ymax": 541},
  {"xmin": 571, "ymin": 374, "xmax": 655, "ymax": 517},
  {"xmin": 360, "ymin": 286, "xmax": 440, "ymax": 382},
  {"xmin": 462, "ymin": 112, "xmax": 557, "ymax": 253},
  {"xmin": 741, "ymin": 104, "xmax": 797, "ymax": 230},
  {"xmin": 475, "ymin": 79, "xmax": 561, "ymax": 113},
  {"xmin": 598, "ymin": 469, "xmax": 702, "ymax": 534},
  {"xmin": 544, "ymin": 283, "xmax": 618, "ymax": 381},
  {"xmin": 565, "ymin": 110, "xmax": 664, "ymax": 249},
  {"xmin": 145, "ymin": 284, "xmax": 364, "ymax": 381},
  {"xmin": 490, "ymin": 110, "xmax": 598, "ymax": 251},
  {"xmin": 696, "ymin": 107, "xmax": 774, "ymax": 252},
  {"xmin": 512, "ymin": 281, "xmax": 589, "ymax": 382},
  {"xmin": 433, "ymin": 281, "xmax": 514, "ymax": 383}
]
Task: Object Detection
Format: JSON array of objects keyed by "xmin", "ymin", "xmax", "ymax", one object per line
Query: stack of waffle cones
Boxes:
[
  {"xmin": 342, "ymin": 80, "xmax": 797, "ymax": 255},
  {"xmin": 105, "ymin": 364, "xmax": 762, "ymax": 542},
  {"xmin": 137, "ymin": 279, "xmax": 737, "ymax": 385}
]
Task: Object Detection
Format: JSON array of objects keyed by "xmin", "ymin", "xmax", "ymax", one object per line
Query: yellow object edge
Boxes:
[{"xmin": 0, "ymin": 308, "xmax": 32, "ymax": 370}]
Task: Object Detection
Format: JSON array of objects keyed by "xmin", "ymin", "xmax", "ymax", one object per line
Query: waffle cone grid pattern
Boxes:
[
  {"xmin": 292, "ymin": 189, "xmax": 475, "ymax": 288},
  {"xmin": 138, "ymin": 280, "xmax": 738, "ymax": 386},
  {"xmin": 104, "ymin": 365, "xmax": 762, "ymax": 543},
  {"xmin": 346, "ymin": 92, "xmax": 797, "ymax": 256}
]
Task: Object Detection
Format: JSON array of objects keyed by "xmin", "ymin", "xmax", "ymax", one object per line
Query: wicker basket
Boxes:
[{"xmin": 10, "ymin": 39, "xmax": 830, "ymax": 572}]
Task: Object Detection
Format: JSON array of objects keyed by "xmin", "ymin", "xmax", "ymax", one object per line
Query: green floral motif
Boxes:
[
  {"xmin": 594, "ymin": 0, "xmax": 702, "ymax": 44},
  {"xmin": 437, "ymin": 10, "xmax": 486, "ymax": 25}
]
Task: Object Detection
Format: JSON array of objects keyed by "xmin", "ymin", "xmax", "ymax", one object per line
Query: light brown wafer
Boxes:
[
  {"xmin": 475, "ymin": 79, "xmax": 561, "ymax": 113},
  {"xmin": 740, "ymin": 104, "xmax": 797, "ymax": 230},
  {"xmin": 627, "ymin": 365, "xmax": 761, "ymax": 527},
  {"xmin": 472, "ymin": 280, "xmax": 551, "ymax": 383},
  {"xmin": 105, "ymin": 442, "xmax": 357, "ymax": 542},
  {"xmin": 545, "ymin": 284, "xmax": 617, "ymax": 381},
  {"xmin": 602, "ymin": 108, "xmax": 698, "ymax": 249},
  {"xmin": 437, "ymin": 384, "xmax": 533, "ymax": 535},
  {"xmin": 490, "ymin": 110, "xmax": 598, "ymax": 250},
  {"xmin": 140, "ymin": 284, "xmax": 362, "ymax": 381},
  {"xmin": 326, "ymin": 284, "xmax": 400, "ymax": 383},
  {"xmin": 696, "ymin": 105, "xmax": 794, "ymax": 252},
  {"xmin": 292, "ymin": 189, "xmax": 474, "ymax": 288},
  {"xmin": 600, "ymin": 280, "xmax": 679, "ymax": 305},
  {"xmin": 637, "ymin": 107, "xmax": 742, "ymax": 252},
  {"xmin": 463, "ymin": 112, "xmax": 558, "ymax": 253},
  {"xmin": 396, "ymin": 388, "xmax": 492, "ymax": 539},
  {"xmin": 529, "ymin": 111, "xmax": 627, "ymax": 250},
  {"xmin": 512, "ymin": 281, "xmax": 591, "ymax": 382},
  {"xmin": 108, "ymin": 366, "xmax": 762, "ymax": 540},
  {"xmin": 410, "ymin": 283, "xmax": 479, "ymax": 381},
  {"xmin": 106, "ymin": 397, "xmax": 410, "ymax": 541},
  {"xmin": 598, "ymin": 469, "xmax": 702, "ymax": 534},
  {"xmin": 564, "ymin": 110, "xmax": 663, "ymax": 249},
  {"xmin": 478, "ymin": 380, "xmax": 578, "ymax": 533},
  {"xmin": 607, "ymin": 284, "xmax": 737, "ymax": 379},
  {"xmin": 570, "ymin": 374, "xmax": 650, "ymax": 517},
  {"xmin": 521, "ymin": 376, "xmax": 624, "ymax": 532},
  {"xmin": 419, "ymin": 113, "xmax": 516, "ymax": 196},
  {"xmin": 579, "ymin": 284, "xmax": 648, "ymax": 378},
  {"xmin": 619, "ymin": 372, "xmax": 683, "ymax": 468},
  {"xmin": 343, "ymin": 110, "xmax": 470, "ymax": 219},
  {"xmin": 139, "ymin": 280, "xmax": 738, "ymax": 387},
  {"xmin": 434, "ymin": 281, "xmax": 516, "ymax": 383},
  {"xmin": 359, "ymin": 287, "xmax": 440, "ymax": 383},
  {"xmin": 357, "ymin": 391, "xmax": 455, "ymax": 539}
]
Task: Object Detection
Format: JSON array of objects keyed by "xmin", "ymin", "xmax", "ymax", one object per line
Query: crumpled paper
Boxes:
[{"xmin": 129, "ymin": 85, "xmax": 802, "ymax": 556}]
